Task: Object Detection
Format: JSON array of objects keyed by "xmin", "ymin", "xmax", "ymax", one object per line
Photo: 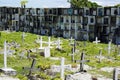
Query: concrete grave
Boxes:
[
  {"xmin": 66, "ymin": 72, "xmax": 92, "ymax": 80},
  {"xmin": 44, "ymin": 47, "xmax": 50, "ymax": 58},
  {"xmin": 40, "ymin": 47, "xmax": 50, "ymax": 58}
]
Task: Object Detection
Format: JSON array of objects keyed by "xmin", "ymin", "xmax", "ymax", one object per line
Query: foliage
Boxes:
[
  {"xmin": 37, "ymin": 72, "xmax": 51, "ymax": 79},
  {"xmin": 114, "ymin": 4, "xmax": 120, "ymax": 7},
  {"xmin": 70, "ymin": 0, "xmax": 102, "ymax": 8}
]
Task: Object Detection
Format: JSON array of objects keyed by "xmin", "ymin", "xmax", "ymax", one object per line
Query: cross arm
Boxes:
[{"xmin": 75, "ymin": 60, "xmax": 90, "ymax": 63}]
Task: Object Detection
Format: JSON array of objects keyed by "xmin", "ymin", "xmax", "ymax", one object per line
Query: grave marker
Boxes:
[
  {"xmin": 19, "ymin": 51, "xmax": 26, "ymax": 59},
  {"xmin": 93, "ymin": 37, "xmax": 100, "ymax": 44},
  {"xmin": 113, "ymin": 68, "xmax": 120, "ymax": 80},
  {"xmin": 69, "ymin": 48, "xmax": 75, "ymax": 62},
  {"xmin": 60, "ymin": 57, "xmax": 65, "ymax": 80},
  {"xmin": 0, "ymin": 32, "xmax": 1, "ymax": 39},
  {"xmin": 44, "ymin": 47, "xmax": 50, "ymax": 58},
  {"xmin": 0, "ymin": 41, "xmax": 16, "ymax": 75},
  {"xmin": 50, "ymin": 57, "xmax": 65, "ymax": 80},
  {"xmin": 98, "ymin": 49, "xmax": 102, "ymax": 63},
  {"xmin": 75, "ymin": 52, "xmax": 90, "ymax": 72},
  {"xmin": 27, "ymin": 50, "xmax": 31, "ymax": 59},
  {"xmin": 21, "ymin": 32, "xmax": 26, "ymax": 43},
  {"xmin": 108, "ymin": 40, "xmax": 111, "ymax": 55},
  {"xmin": 37, "ymin": 36, "xmax": 53, "ymax": 49},
  {"xmin": 23, "ymin": 59, "xmax": 40, "ymax": 77},
  {"xmin": 69, "ymin": 37, "xmax": 74, "ymax": 45},
  {"xmin": 56, "ymin": 38, "xmax": 62, "ymax": 50},
  {"xmin": 4, "ymin": 41, "xmax": 7, "ymax": 68}
]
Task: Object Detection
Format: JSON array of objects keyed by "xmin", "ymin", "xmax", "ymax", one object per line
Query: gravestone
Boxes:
[
  {"xmin": 21, "ymin": 32, "xmax": 26, "ymax": 43},
  {"xmin": 56, "ymin": 38, "xmax": 62, "ymax": 50},
  {"xmin": 0, "ymin": 41, "xmax": 16, "ymax": 75},
  {"xmin": 97, "ymin": 49, "xmax": 102, "ymax": 63},
  {"xmin": 39, "ymin": 36, "xmax": 44, "ymax": 49},
  {"xmin": 93, "ymin": 37, "xmax": 100, "ymax": 44},
  {"xmin": 50, "ymin": 57, "xmax": 65, "ymax": 80},
  {"xmin": 19, "ymin": 51, "xmax": 26, "ymax": 59},
  {"xmin": 69, "ymin": 48, "xmax": 75, "ymax": 62},
  {"xmin": 75, "ymin": 52, "xmax": 90, "ymax": 72},
  {"xmin": 60, "ymin": 57, "xmax": 65, "ymax": 80},
  {"xmin": 113, "ymin": 68, "xmax": 120, "ymax": 80},
  {"xmin": 27, "ymin": 50, "xmax": 31, "ymax": 59},
  {"xmin": 108, "ymin": 40, "xmax": 111, "ymax": 56},
  {"xmin": 23, "ymin": 59, "xmax": 40, "ymax": 78},
  {"xmin": 69, "ymin": 37, "xmax": 74, "ymax": 45},
  {"xmin": 0, "ymin": 32, "xmax": 1, "ymax": 39},
  {"xmin": 44, "ymin": 47, "xmax": 50, "ymax": 58}
]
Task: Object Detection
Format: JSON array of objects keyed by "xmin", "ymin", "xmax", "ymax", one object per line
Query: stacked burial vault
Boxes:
[{"xmin": 0, "ymin": 7, "xmax": 120, "ymax": 43}]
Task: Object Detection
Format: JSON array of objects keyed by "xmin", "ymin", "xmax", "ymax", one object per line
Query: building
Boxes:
[{"xmin": 0, "ymin": 7, "xmax": 120, "ymax": 44}]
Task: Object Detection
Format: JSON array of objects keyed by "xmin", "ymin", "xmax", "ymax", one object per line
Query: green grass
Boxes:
[{"xmin": 0, "ymin": 31, "xmax": 119, "ymax": 79}]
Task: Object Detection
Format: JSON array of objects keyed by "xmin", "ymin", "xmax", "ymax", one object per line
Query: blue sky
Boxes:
[{"xmin": 0, "ymin": 0, "xmax": 120, "ymax": 8}]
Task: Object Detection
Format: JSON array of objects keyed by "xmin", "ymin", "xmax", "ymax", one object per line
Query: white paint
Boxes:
[
  {"xmin": 93, "ymin": 37, "xmax": 100, "ymax": 44},
  {"xmin": 60, "ymin": 57, "xmax": 65, "ymax": 80},
  {"xmin": 44, "ymin": 47, "xmax": 50, "ymax": 58},
  {"xmin": 108, "ymin": 41, "xmax": 111, "ymax": 55}
]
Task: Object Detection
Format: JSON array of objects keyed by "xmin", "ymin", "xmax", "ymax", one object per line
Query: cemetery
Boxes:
[{"xmin": 0, "ymin": 31, "xmax": 120, "ymax": 80}]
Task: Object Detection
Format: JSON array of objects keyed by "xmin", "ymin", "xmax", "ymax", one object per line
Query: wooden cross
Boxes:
[
  {"xmin": 73, "ymin": 40, "xmax": 76, "ymax": 53},
  {"xmin": 69, "ymin": 48, "xmax": 75, "ymax": 62},
  {"xmin": 93, "ymin": 37, "xmax": 100, "ymax": 44},
  {"xmin": 75, "ymin": 52, "xmax": 90, "ymax": 72},
  {"xmin": 113, "ymin": 68, "xmax": 120, "ymax": 80},
  {"xmin": 69, "ymin": 40, "xmax": 77, "ymax": 62},
  {"xmin": 23, "ymin": 59, "xmax": 40, "ymax": 77},
  {"xmin": 27, "ymin": 50, "xmax": 31, "ymax": 59}
]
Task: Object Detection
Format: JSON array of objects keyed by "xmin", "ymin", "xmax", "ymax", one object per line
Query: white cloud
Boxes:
[
  {"xmin": 0, "ymin": 0, "xmax": 120, "ymax": 8},
  {"xmin": 90, "ymin": 0, "xmax": 120, "ymax": 6}
]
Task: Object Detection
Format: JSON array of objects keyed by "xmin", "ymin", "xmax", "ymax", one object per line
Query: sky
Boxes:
[{"xmin": 0, "ymin": 0, "xmax": 120, "ymax": 8}]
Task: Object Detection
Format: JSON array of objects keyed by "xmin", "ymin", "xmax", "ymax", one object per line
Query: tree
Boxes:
[
  {"xmin": 69, "ymin": 0, "xmax": 101, "ymax": 8},
  {"xmin": 114, "ymin": 4, "xmax": 120, "ymax": 7},
  {"xmin": 20, "ymin": 0, "xmax": 28, "ymax": 8}
]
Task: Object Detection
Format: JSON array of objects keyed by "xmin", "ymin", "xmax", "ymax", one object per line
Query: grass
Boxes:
[{"xmin": 0, "ymin": 31, "xmax": 119, "ymax": 79}]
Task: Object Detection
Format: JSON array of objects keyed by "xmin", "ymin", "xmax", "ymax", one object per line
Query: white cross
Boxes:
[
  {"xmin": 108, "ymin": 41, "xmax": 111, "ymax": 55},
  {"xmin": 93, "ymin": 37, "xmax": 100, "ymax": 44},
  {"xmin": 56, "ymin": 38, "xmax": 62, "ymax": 49},
  {"xmin": 60, "ymin": 57, "xmax": 65, "ymax": 80},
  {"xmin": 4, "ymin": 41, "xmax": 7, "ymax": 68}
]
